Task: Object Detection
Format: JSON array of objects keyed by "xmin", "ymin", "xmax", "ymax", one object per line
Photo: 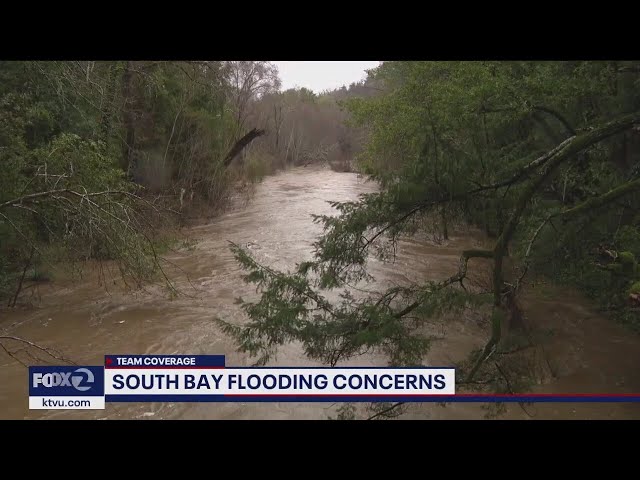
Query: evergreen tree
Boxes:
[{"xmin": 217, "ymin": 62, "xmax": 640, "ymax": 406}]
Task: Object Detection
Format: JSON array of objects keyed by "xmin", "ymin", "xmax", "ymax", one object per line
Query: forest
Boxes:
[
  {"xmin": 1, "ymin": 61, "xmax": 640, "ymax": 419},
  {"xmin": 0, "ymin": 61, "xmax": 372, "ymax": 304}
]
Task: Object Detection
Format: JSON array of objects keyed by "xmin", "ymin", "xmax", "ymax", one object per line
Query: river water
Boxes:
[{"xmin": 1, "ymin": 166, "xmax": 639, "ymax": 419}]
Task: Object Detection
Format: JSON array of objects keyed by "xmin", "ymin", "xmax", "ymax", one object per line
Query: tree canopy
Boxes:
[
  {"xmin": 0, "ymin": 60, "xmax": 373, "ymax": 306},
  {"xmin": 217, "ymin": 61, "xmax": 640, "ymax": 410}
]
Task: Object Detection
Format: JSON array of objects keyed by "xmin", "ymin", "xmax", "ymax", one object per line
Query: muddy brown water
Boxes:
[{"xmin": 1, "ymin": 166, "xmax": 639, "ymax": 419}]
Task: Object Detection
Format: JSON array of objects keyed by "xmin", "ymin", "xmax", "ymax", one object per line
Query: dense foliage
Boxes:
[
  {"xmin": 218, "ymin": 62, "xmax": 640, "ymax": 406},
  {"xmin": 0, "ymin": 61, "xmax": 365, "ymax": 306}
]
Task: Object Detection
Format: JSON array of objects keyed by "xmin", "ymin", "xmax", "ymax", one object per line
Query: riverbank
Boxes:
[{"xmin": 1, "ymin": 166, "xmax": 639, "ymax": 420}]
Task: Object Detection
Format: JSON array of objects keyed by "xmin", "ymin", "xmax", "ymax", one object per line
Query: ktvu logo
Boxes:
[{"xmin": 33, "ymin": 368, "xmax": 95, "ymax": 392}]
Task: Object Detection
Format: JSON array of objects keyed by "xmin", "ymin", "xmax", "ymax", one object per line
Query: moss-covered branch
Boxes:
[
  {"xmin": 493, "ymin": 111, "xmax": 640, "ymax": 304},
  {"xmin": 496, "ymin": 111, "xmax": 640, "ymax": 260},
  {"xmin": 558, "ymin": 178, "xmax": 640, "ymax": 220},
  {"xmin": 463, "ymin": 111, "xmax": 640, "ymax": 382}
]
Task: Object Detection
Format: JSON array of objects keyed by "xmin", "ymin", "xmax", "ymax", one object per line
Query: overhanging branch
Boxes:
[
  {"xmin": 557, "ymin": 178, "xmax": 640, "ymax": 220},
  {"xmin": 392, "ymin": 249, "xmax": 493, "ymax": 319},
  {"xmin": 514, "ymin": 177, "xmax": 640, "ymax": 290},
  {"xmin": 223, "ymin": 128, "xmax": 266, "ymax": 167},
  {"xmin": 495, "ymin": 110, "xmax": 640, "ymax": 258}
]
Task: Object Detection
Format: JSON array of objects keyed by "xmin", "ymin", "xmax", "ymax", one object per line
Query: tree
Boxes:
[
  {"xmin": 217, "ymin": 61, "xmax": 640, "ymax": 416},
  {"xmin": 225, "ymin": 61, "xmax": 281, "ymax": 141},
  {"xmin": 0, "ymin": 60, "xmax": 235, "ymax": 305}
]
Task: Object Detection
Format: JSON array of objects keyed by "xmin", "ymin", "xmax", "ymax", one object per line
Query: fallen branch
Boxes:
[
  {"xmin": 223, "ymin": 128, "xmax": 266, "ymax": 167},
  {"xmin": 0, "ymin": 188, "xmax": 164, "ymax": 213}
]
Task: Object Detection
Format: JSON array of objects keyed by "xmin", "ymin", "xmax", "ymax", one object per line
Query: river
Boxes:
[{"xmin": 1, "ymin": 166, "xmax": 639, "ymax": 419}]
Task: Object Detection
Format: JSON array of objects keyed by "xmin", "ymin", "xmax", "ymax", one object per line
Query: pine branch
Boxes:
[{"xmin": 367, "ymin": 402, "xmax": 405, "ymax": 420}]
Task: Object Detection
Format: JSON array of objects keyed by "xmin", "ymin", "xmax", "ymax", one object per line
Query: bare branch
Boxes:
[
  {"xmin": 494, "ymin": 361, "xmax": 535, "ymax": 418},
  {"xmin": 0, "ymin": 336, "xmax": 77, "ymax": 365}
]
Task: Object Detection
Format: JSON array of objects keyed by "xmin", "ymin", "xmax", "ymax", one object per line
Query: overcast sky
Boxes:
[{"xmin": 272, "ymin": 61, "xmax": 380, "ymax": 93}]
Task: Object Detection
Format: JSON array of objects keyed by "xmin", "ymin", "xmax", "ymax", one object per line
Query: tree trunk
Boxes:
[
  {"xmin": 467, "ymin": 110, "xmax": 640, "ymax": 382},
  {"xmin": 274, "ymin": 104, "xmax": 282, "ymax": 150},
  {"xmin": 285, "ymin": 126, "xmax": 295, "ymax": 163},
  {"xmin": 100, "ymin": 63, "xmax": 120, "ymax": 151},
  {"xmin": 482, "ymin": 200, "xmax": 491, "ymax": 237},
  {"xmin": 121, "ymin": 61, "xmax": 136, "ymax": 174},
  {"xmin": 440, "ymin": 205, "xmax": 448, "ymax": 240},
  {"xmin": 9, "ymin": 247, "xmax": 35, "ymax": 308}
]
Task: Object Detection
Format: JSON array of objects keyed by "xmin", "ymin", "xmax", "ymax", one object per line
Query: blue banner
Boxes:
[
  {"xmin": 104, "ymin": 394, "xmax": 640, "ymax": 403},
  {"xmin": 104, "ymin": 355, "xmax": 225, "ymax": 368}
]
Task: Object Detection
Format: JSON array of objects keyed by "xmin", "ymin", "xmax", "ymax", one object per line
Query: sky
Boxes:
[{"xmin": 272, "ymin": 61, "xmax": 380, "ymax": 94}]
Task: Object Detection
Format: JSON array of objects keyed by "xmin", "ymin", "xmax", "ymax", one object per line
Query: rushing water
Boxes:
[{"xmin": 1, "ymin": 166, "xmax": 639, "ymax": 419}]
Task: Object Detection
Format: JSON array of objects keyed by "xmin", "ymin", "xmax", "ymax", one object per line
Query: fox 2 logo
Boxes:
[
  {"xmin": 29, "ymin": 366, "xmax": 104, "ymax": 396},
  {"xmin": 33, "ymin": 368, "xmax": 94, "ymax": 391}
]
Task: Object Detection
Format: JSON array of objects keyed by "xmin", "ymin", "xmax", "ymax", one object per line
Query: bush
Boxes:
[
  {"xmin": 242, "ymin": 153, "xmax": 272, "ymax": 183},
  {"xmin": 328, "ymin": 159, "xmax": 354, "ymax": 172}
]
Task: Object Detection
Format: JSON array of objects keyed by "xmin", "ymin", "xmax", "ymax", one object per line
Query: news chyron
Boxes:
[{"xmin": 28, "ymin": 355, "xmax": 455, "ymax": 409}]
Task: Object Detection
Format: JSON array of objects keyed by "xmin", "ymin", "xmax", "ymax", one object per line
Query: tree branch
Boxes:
[
  {"xmin": 495, "ymin": 111, "xmax": 640, "ymax": 261},
  {"xmin": 533, "ymin": 105, "xmax": 576, "ymax": 136},
  {"xmin": 464, "ymin": 111, "xmax": 640, "ymax": 384},
  {"xmin": 392, "ymin": 249, "xmax": 493, "ymax": 319},
  {"xmin": 0, "ymin": 336, "xmax": 77, "ymax": 365},
  {"xmin": 468, "ymin": 135, "xmax": 577, "ymax": 195},
  {"xmin": 557, "ymin": 178, "xmax": 640, "ymax": 220},
  {"xmin": 514, "ymin": 178, "xmax": 640, "ymax": 291},
  {"xmin": 494, "ymin": 361, "xmax": 535, "ymax": 418},
  {"xmin": 367, "ymin": 402, "xmax": 405, "ymax": 420},
  {"xmin": 222, "ymin": 128, "xmax": 266, "ymax": 166}
]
